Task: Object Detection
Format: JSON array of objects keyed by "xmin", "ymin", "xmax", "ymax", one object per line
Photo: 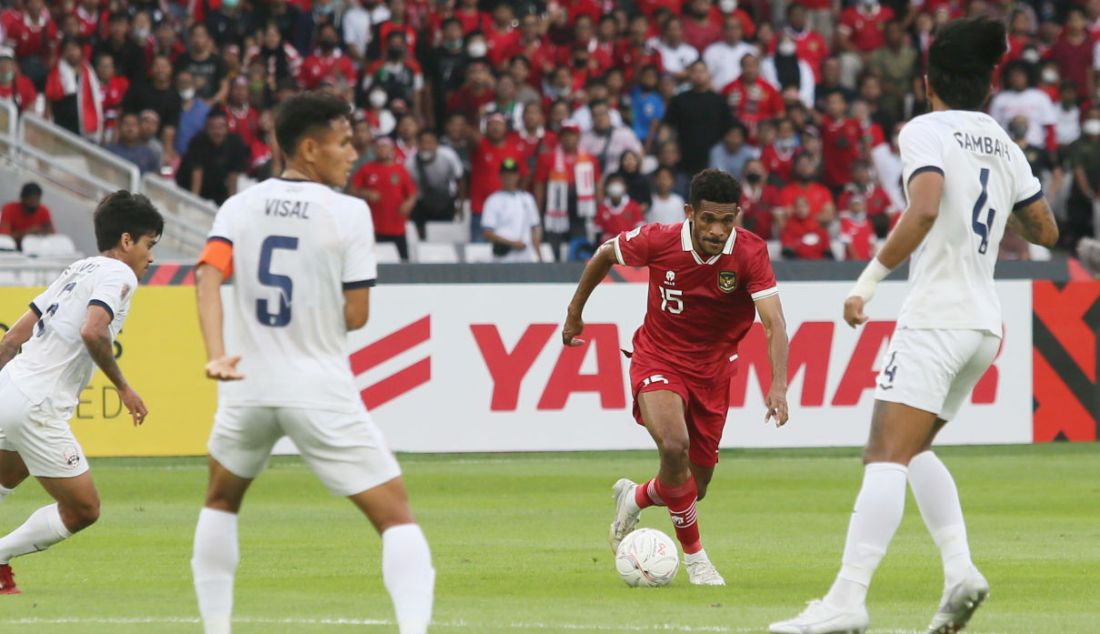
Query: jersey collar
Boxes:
[{"xmin": 680, "ymin": 220, "xmax": 735, "ymax": 265}]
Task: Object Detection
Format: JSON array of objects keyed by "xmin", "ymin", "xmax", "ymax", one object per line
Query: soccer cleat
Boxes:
[
  {"xmin": 768, "ymin": 600, "xmax": 869, "ymax": 634},
  {"xmin": 608, "ymin": 478, "xmax": 641, "ymax": 553},
  {"xmin": 684, "ymin": 555, "xmax": 726, "ymax": 586},
  {"xmin": 926, "ymin": 568, "xmax": 990, "ymax": 634},
  {"xmin": 0, "ymin": 564, "xmax": 20, "ymax": 595}
]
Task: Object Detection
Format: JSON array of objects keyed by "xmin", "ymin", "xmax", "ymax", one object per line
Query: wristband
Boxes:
[{"xmin": 848, "ymin": 258, "xmax": 892, "ymax": 303}]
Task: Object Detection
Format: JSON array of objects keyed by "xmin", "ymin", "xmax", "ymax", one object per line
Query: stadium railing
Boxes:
[
  {"xmin": 0, "ymin": 100, "xmax": 16, "ymax": 156},
  {"xmin": 18, "ymin": 114, "xmax": 140, "ymax": 193},
  {"xmin": 141, "ymin": 174, "xmax": 216, "ymax": 255}
]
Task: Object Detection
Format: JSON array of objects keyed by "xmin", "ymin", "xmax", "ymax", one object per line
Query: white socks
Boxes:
[
  {"xmin": 908, "ymin": 451, "xmax": 973, "ymax": 588},
  {"xmin": 683, "ymin": 548, "xmax": 710, "ymax": 565},
  {"xmin": 382, "ymin": 523, "xmax": 435, "ymax": 634},
  {"xmin": 192, "ymin": 508, "xmax": 239, "ymax": 634},
  {"xmin": 0, "ymin": 503, "xmax": 72, "ymax": 564},
  {"xmin": 825, "ymin": 463, "xmax": 908, "ymax": 610},
  {"xmin": 0, "ymin": 485, "xmax": 12, "ymax": 503}
]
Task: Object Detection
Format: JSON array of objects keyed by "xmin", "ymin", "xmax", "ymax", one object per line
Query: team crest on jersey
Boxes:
[
  {"xmin": 665, "ymin": 271, "xmax": 676, "ymax": 285},
  {"xmin": 717, "ymin": 270, "xmax": 737, "ymax": 293}
]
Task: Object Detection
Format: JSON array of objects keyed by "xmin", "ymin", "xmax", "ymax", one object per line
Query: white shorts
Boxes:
[
  {"xmin": 874, "ymin": 328, "xmax": 1001, "ymax": 421},
  {"xmin": 208, "ymin": 405, "xmax": 401, "ymax": 497},
  {"xmin": 0, "ymin": 377, "xmax": 89, "ymax": 478}
]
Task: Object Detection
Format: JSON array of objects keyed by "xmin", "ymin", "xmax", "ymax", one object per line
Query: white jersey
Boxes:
[
  {"xmin": 896, "ymin": 111, "xmax": 1042, "ymax": 335},
  {"xmin": 210, "ymin": 177, "xmax": 378, "ymax": 412},
  {"xmin": 4, "ymin": 257, "xmax": 137, "ymax": 413}
]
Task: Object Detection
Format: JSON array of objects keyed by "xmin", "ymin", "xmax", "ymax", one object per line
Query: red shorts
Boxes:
[{"xmin": 629, "ymin": 358, "xmax": 732, "ymax": 468}]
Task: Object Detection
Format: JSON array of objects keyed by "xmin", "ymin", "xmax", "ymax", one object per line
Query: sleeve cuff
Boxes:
[
  {"xmin": 88, "ymin": 299, "xmax": 115, "ymax": 321},
  {"xmin": 612, "ymin": 237, "xmax": 625, "ymax": 265},
  {"xmin": 342, "ymin": 279, "xmax": 377, "ymax": 290},
  {"xmin": 1013, "ymin": 189, "xmax": 1044, "ymax": 210},
  {"xmin": 207, "ymin": 236, "xmax": 233, "ymax": 246},
  {"xmin": 907, "ymin": 166, "xmax": 945, "ymax": 185},
  {"xmin": 751, "ymin": 286, "xmax": 779, "ymax": 301},
  {"xmin": 29, "ymin": 302, "xmax": 42, "ymax": 317}
]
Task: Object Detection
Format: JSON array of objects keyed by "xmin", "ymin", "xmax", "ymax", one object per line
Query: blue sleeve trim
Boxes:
[
  {"xmin": 88, "ymin": 299, "xmax": 115, "ymax": 321},
  {"xmin": 342, "ymin": 279, "xmax": 377, "ymax": 290},
  {"xmin": 29, "ymin": 302, "xmax": 41, "ymax": 317},
  {"xmin": 1013, "ymin": 189, "xmax": 1044, "ymax": 211},
  {"xmin": 907, "ymin": 166, "xmax": 945, "ymax": 186},
  {"xmin": 207, "ymin": 236, "xmax": 233, "ymax": 246}
]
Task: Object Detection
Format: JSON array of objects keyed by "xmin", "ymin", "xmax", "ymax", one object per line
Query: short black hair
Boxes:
[
  {"xmin": 20, "ymin": 182, "xmax": 42, "ymax": 198},
  {"xmin": 94, "ymin": 191, "xmax": 164, "ymax": 252},
  {"xmin": 928, "ymin": 17, "xmax": 1006, "ymax": 110},
  {"xmin": 274, "ymin": 91, "xmax": 352, "ymax": 158},
  {"xmin": 689, "ymin": 169, "xmax": 741, "ymax": 210}
]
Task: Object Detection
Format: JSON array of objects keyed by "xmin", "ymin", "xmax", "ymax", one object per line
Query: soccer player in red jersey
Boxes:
[{"xmin": 562, "ymin": 169, "xmax": 790, "ymax": 585}]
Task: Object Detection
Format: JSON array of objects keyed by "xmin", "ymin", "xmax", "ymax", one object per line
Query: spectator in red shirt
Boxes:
[
  {"xmin": 681, "ymin": 0, "xmax": 723, "ymax": 53},
  {"xmin": 837, "ymin": 160, "xmax": 894, "ymax": 232},
  {"xmin": 595, "ymin": 174, "xmax": 644, "ymax": 244},
  {"xmin": 0, "ymin": 47, "xmax": 38, "ymax": 113},
  {"xmin": 454, "ymin": 0, "xmax": 491, "ymax": 35},
  {"xmin": 0, "ymin": 183, "xmax": 54, "ymax": 249},
  {"xmin": 469, "ymin": 113, "xmax": 530, "ymax": 242},
  {"xmin": 349, "ymin": 137, "xmax": 417, "ymax": 261},
  {"xmin": 374, "ymin": 0, "xmax": 418, "ymax": 57},
  {"xmin": 778, "ymin": 153, "xmax": 835, "ymax": 222},
  {"xmin": 781, "ymin": 195, "xmax": 831, "ymax": 260},
  {"xmin": 73, "ymin": 0, "xmax": 101, "ymax": 41},
  {"xmin": 820, "ymin": 91, "xmax": 863, "ymax": 192},
  {"xmin": 486, "ymin": 2, "xmax": 521, "ymax": 68},
  {"xmin": 760, "ymin": 118, "xmax": 800, "ymax": 185},
  {"xmin": 783, "ymin": 4, "xmax": 828, "ymax": 79},
  {"xmin": 513, "ymin": 14, "xmax": 558, "ymax": 89},
  {"xmin": 837, "ymin": 0, "xmax": 895, "ymax": 88},
  {"xmin": 223, "ymin": 77, "xmax": 259, "ymax": 146},
  {"xmin": 739, "ymin": 159, "xmax": 782, "ymax": 240},
  {"xmin": 837, "ymin": 195, "xmax": 875, "ymax": 261},
  {"xmin": 299, "ymin": 24, "xmax": 357, "ymax": 90},
  {"xmin": 516, "ymin": 101, "xmax": 557, "ymax": 174},
  {"xmin": 94, "ymin": 53, "xmax": 129, "ymax": 142},
  {"xmin": 534, "ymin": 121, "xmax": 600, "ymax": 259},
  {"xmin": 1048, "ymin": 8, "xmax": 1095, "ymax": 100},
  {"xmin": 446, "ymin": 59, "xmax": 496, "ymax": 126},
  {"xmin": 10, "ymin": 0, "xmax": 57, "ymax": 88},
  {"xmin": 723, "ymin": 54, "xmax": 785, "ymax": 142}
]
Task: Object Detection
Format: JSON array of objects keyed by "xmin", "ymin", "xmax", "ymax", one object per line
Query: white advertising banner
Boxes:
[{"xmin": 278, "ymin": 279, "xmax": 1033, "ymax": 454}]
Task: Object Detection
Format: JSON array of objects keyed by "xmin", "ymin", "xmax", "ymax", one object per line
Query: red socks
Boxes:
[
  {"xmin": 634, "ymin": 479, "xmax": 663, "ymax": 509},
  {"xmin": 654, "ymin": 477, "xmax": 702, "ymax": 555}
]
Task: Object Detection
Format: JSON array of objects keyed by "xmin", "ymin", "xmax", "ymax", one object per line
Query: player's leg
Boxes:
[
  {"xmin": 285, "ymin": 407, "xmax": 433, "ymax": 634},
  {"xmin": 689, "ymin": 464, "xmax": 714, "ymax": 501},
  {"xmin": 0, "ymin": 450, "xmax": 30, "ymax": 503},
  {"xmin": 193, "ymin": 407, "xmax": 279, "ymax": 634},
  {"xmin": 0, "ymin": 470, "xmax": 99, "ymax": 562}
]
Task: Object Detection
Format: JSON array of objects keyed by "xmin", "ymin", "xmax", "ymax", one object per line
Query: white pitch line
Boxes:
[{"xmin": 0, "ymin": 617, "xmax": 1005, "ymax": 634}]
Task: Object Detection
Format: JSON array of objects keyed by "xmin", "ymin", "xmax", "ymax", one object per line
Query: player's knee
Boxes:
[
  {"xmin": 695, "ymin": 484, "xmax": 708, "ymax": 501},
  {"xmin": 203, "ymin": 494, "xmax": 243, "ymax": 514},
  {"xmin": 64, "ymin": 498, "xmax": 100, "ymax": 531},
  {"xmin": 656, "ymin": 436, "xmax": 690, "ymax": 470}
]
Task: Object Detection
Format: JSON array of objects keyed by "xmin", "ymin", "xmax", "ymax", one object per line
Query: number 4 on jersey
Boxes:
[{"xmin": 971, "ymin": 168, "xmax": 997, "ymax": 254}]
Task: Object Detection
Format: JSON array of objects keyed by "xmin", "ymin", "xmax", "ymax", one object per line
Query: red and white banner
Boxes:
[{"xmin": 275, "ymin": 279, "xmax": 1032, "ymax": 453}]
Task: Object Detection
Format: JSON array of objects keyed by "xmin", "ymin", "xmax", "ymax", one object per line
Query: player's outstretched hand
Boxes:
[
  {"xmin": 843, "ymin": 296, "xmax": 869, "ymax": 328},
  {"xmin": 120, "ymin": 385, "xmax": 148, "ymax": 427},
  {"xmin": 764, "ymin": 387, "xmax": 789, "ymax": 428},
  {"xmin": 206, "ymin": 355, "xmax": 245, "ymax": 381},
  {"xmin": 562, "ymin": 312, "xmax": 585, "ymax": 347}
]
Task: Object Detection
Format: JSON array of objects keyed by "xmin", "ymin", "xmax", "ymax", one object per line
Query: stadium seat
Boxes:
[
  {"xmin": 405, "ymin": 221, "xmax": 420, "ymax": 261},
  {"xmin": 426, "ymin": 221, "xmax": 468, "ymax": 245},
  {"xmin": 0, "ymin": 234, "xmax": 16, "ymax": 251},
  {"xmin": 830, "ymin": 240, "xmax": 846, "ymax": 261},
  {"xmin": 1028, "ymin": 244, "xmax": 1052, "ymax": 261},
  {"xmin": 766, "ymin": 240, "xmax": 781, "ymax": 260},
  {"xmin": 373, "ymin": 242, "xmax": 402, "ymax": 263},
  {"xmin": 539, "ymin": 243, "xmax": 555, "ymax": 262},
  {"xmin": 414, "ymin": 243, "xmax": 459, "ymax": 263},
  {"xmin": 463, "ymin": 243, "xmax": 493, "ymax": 263},
  {"xmin": 21, "ymin": 234, "xmax": 79, "ymax": 258}
]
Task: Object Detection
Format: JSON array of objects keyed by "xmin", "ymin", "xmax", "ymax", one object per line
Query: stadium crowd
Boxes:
[{"xmin": 0, "ymin": 0, "xmax": 1099, "ymax": 261}]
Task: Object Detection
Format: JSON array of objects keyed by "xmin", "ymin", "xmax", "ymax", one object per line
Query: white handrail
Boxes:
[
  {"xmin": 0, "ymin": 101, "xmax": 16, "ymax": 139},
  {"xmin": 18, "ymin": 113, "xmax": 140, "ymax": 192},
  {"xmin": 141, "ymin": 173, "xmax": 217, "ymax": 233}
]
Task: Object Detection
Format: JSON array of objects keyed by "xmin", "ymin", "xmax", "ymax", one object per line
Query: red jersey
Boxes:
[
  {"xmin": 454, "ymin": 8, "xmax": 491, "ymax": 34},
  {"xmin": 838, "ymin": 5, "xmax": 895, "ymax": 53},
  {"xmin": 567, "ymin": 0, "xmax": 602, "ymax": 24},
  {"xmin": 838, "ymin": 185, "xmax": 893, "ymax": 217},
  {"xmin": 0, "ymin": 75, "xmax": 38, "ymax": 112},
  {"xmin": 0, "ymin": 202, "xmax": 53, "ymax": 243},
  {"xmin": 73, "ymin": 6, "xmax": 100, "ymax": 40},
  {"xmin": 446, "ymin": 85, "xmax": 495, "ymax": 126},
  {"xmin": 780, "ymin": 214, "xmax": 830, "ymax": 260},
  {"xmin": 637, "ymin": 0, "xmax": 682, "ymax": 17},
  {"xmin": 740, "ymin": 183, "xmax": 782, "ymax": 240},
  {"xmin": 820, "ymin": 115, "xmax": 862, "ymax": 188},
  {"xmin": 614, "ymin": 221, "xmax": 778, "ymax": 382},
  {"xmin": 760, "ymin": 144, "xmax": 798, "ymax": 184},
  {"xmin": 486, "ymin": 26, "xmax": 521, "ymax": 67},
  {"xmin": 298, "ymin": 50, "xmax": 357, "ymax": 90},
  {"xmin": 470, "ymin": 136, "xmax": 528, "ymax": 214},
  {"xmin": 682, "ymin": 14, "xmax": 723, "ymax": 52},
  {"xmin": 99, "ymin": 76, "xmax": 129, "ymax": 131},
  {"xmin": 350, "ymin": 161, "xmax": 417, "ymax": 236},
  {"xmin": 224, "ymin": 103, "xmax": 259, "ymax": 146},
  {"xmin": 378, "ymin": 22, "xmax": 418, "ymax": 55},
  {"xmin": 595, "ymin": 197, "xmax": 644, "ymax": 243},
  {"xmin": 838, "ymin": 212, "xmax": 874, "ymax": 261},
  {"xmin": 778, "ymin": 182, "xmax": 833, "ymax": 219},
  {"xmin": 723, "ymin": 78, "xmax": 784, "ymax": 142},
  {"xmin": 9, "ymin": 10, "xmax": 57, "ymax": 60},
  {"xmin": 788, "ymin": 28, "xmax": 828, "ymax": 78}
]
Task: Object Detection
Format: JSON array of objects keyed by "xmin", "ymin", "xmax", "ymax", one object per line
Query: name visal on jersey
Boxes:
[
  {"xmin": 208, "ymin": 178, "xmax": 378, "ymax": 412},
  {"xmin": 4, "ymin": 257, "xmax": 137, "ymax": 413},
  {"xmin": 897, "ymin": 111, "xmax": 1042, "ymax": 335},
  {"xmin": 612, "ymin": 221, "xmax": 778, "ymax": 382}
]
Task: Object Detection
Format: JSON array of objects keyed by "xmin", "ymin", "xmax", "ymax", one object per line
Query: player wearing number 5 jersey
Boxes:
[
  {"xmin": 771, "ymin": 18, "xmax": 1059, "ymax": 634},
  {"xmin": 563, "ymin": 169, "xmax": 791, "ymax": 586},
  {"xmin": 0, "ymin": 191, "xmax": 162, "ymax": 594},
  {"xmin": 191, "ymin": 93, "xmax": 434, "ymax": 634}
]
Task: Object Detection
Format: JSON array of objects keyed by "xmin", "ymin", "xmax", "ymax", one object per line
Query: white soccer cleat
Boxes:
[
  {"xmin": 768, "ymin": 600, "xmax": 869, "ymax": 634},
  {"xmin": 926, "ymin": 567, "xmax": 990, "ymax": 634},
  {"xmin": 608, "ymin": 478, "xmax": 641, "ymax": 553},
  {"xmin": 684, "ymin": 555, "xmax": 726, "ymax": 586}
]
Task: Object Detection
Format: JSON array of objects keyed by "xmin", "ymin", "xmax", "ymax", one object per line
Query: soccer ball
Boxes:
[{"xmin": 615, "ymin": 528, "xmax": 679, "ymax": 587}]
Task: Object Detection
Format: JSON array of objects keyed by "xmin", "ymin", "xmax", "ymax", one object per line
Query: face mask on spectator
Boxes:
[
  {"xmin": 134, "ymin": 27, "xmax": 150, "ymax": 39},
  {"xmin": 444, "ymin": 39, "xmax": 462, "ymax": 51},
  {"xmin": 1084, "ymin": 119, "xmax": 1100, "ymax": 137},
  {"xmin": 1008, "ymin": 123, "xmax": 1028, "ymax": 141},
  {"xmin": 387, "ymin": 46, "xmax": 405, "ymax": 61},
  {"xmin": 608, "ymin": 183, "xmax": 626, "ymax": 198},
  {"xmin": 1021, "ymin": 49, "xmax": 1040, "ymax": 63},
  {"xmin": 418, "ymin": 150, "xmax": 435, "ymax": 161},
  {"xmin": 223, "ymin": 0, "xmax": 239, "ymax": 8},
  {"xmin": 778, "ymin": 40, "xmax": 796, "ymax": 56},
  {"xmin": 0, "ymin": 71, "xmax": 12, "ymax": 83},
  {"xmin": 859, "ymin": 0, "xmax": 877, "ymax": 7},
  {"xmin": 369, "ymin": 90, "xmax": 388, "ymax": 108},
  {"xmin": 180, "ymin": 87, "xmax": 195, "ymax": 100},
  {"xmin": 468, "ymin": 40, "xmax": 487, "ymax": 58},
  {"xmin": 776, "ymin": 137, "xmax": 797, "ymax": 151},
  {"xmin": 745, "ymin": 171, "xmax": 762, "ymax": 185},
  {"xmin": 1041, "ymin": 69, "xmax": 1058, "ymax": 84},
  {"xmin": 719, "ymin": 0, "xmax": 737, "ymax": 13}
]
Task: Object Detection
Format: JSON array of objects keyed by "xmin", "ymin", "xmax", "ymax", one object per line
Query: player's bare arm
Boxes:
[
  {"xmin": 1006, "ymin": 198, "xmax": 1059, "ymax": 248},
  {"xmin": 844, "ymin": 171, "xmax": 944, "ymax": 328},
  {"xmin": 81, "ymin": 304, "xmax": 147, "ymax": 426},
  {"xmin": 563, "ymin": 241, "xmax": 618, "ymax": 346},
  {"xmin": 755, "ymin": 294, "xmax": 790, "ymax": 427},
  {"xmin": 344, "ymin": 287, "xmax": 371, "ymax": 330},
  {"xmin": 195, "ymin": 262, "xmax": 244, "ymax": 381},
  {"xmin": 0, "ymin": 310, "xmax": 37, "ymax": 371}
]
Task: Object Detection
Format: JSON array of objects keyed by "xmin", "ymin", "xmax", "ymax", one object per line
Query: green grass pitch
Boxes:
[{"xmin": 0, "ymin": 443, "xmax": 1097, "ymax": 633}]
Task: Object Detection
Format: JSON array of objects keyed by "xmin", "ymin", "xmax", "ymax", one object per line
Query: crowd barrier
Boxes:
[{"xmin": 1, "ymin": 271, "xmax": 1096, "ymax": 457}]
